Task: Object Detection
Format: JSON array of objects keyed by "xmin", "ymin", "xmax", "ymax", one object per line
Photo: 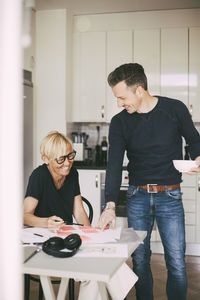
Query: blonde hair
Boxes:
[{"xmin": 40, "ymin": 131, "xmax": 73, "ymax": 160}]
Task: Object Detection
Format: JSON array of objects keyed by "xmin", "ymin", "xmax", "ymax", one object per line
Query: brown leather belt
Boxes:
[{"xmin": 139, "ymin": 184, "xmax": 180, "ymax": 193}]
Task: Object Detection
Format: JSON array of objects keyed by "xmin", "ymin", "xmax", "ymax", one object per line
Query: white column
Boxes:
[{"xmin": 0, "ymin": 1, "xmax": 22, "ymax": 299}]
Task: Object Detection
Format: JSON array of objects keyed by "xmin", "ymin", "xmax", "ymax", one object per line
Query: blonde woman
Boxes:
[
  {"xmin": 24, "ymin": 130, "xmax": 90, "ymax": 232},
  {"xmin": 24, "ymin": 131, "xmax": 136, "ymax": 300}
]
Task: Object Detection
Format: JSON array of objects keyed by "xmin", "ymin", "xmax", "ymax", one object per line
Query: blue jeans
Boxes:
[{"xmin": 127, "ymin": 185, "xmax": 187, "ymax": 300}]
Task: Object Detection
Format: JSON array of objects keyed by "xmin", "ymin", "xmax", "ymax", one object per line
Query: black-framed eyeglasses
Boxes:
[{"xmin": 55, "ymin": 151, "xmax": 76, "ymax": 164}]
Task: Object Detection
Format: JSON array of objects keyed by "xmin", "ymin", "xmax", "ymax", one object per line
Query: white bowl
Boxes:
[{"xmin": 173, "ymin": 160, "xmax": 198, "ymax": 173}]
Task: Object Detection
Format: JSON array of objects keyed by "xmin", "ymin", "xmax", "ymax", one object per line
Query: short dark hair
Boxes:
[{"xmin": 107, "ymin": 63, "xmax": 148, "ymax": 90}]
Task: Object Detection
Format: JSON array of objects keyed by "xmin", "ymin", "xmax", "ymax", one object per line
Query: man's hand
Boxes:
[
  {"xmin": 187, "ymin": 156, "xmax": 200, "ymax": 175},
  {"xmin": 98, "ymin": 202, "xmax": 116, "ymax": 230}
]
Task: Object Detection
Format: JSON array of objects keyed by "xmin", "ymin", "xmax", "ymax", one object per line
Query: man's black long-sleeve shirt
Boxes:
[{"xmin": 105, "ymin": 96, "xmax": 200, "ymax": 203}]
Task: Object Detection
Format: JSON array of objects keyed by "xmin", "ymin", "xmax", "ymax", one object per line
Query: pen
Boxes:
[
  {"xmin": 33, "ymin": 233, "xmax": 43, "ymax": 237},
  {"xmin": 23, "ymin": 242, "xmax": 43, "ymax": 246},
  {"xmin": 69, "ymin": 222, "xmax": 84, "ymax": 226},
  {"xmin": 55, "ymin": 220, "xmax": 84, "ymax": 226},
  {"xmin": 23, "ymin": 248, "xmax": 41, "ymax": 263}
]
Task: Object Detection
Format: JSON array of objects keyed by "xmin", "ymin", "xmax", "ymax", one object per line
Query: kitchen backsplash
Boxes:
[
  {"xmin": 195, "ymin": 122, "xmax": 200, "ymax": 133},
  {"xmin": 67, "ymin": 121, "xmax": 200, "ymax": 161},
  {"xmin": 67, "ymin": 122, "xmax": 109, "ymax": 149}
]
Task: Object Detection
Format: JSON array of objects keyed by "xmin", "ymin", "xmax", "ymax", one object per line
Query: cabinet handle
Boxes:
[
  {"xmin": 101, "ymin": 105, "xmax": 105, "ymax": 119},
  {"xmin": 95, "ymin": 175, "xmax": 98, "ymax": 188},
  {"xmin": 189, "ymin": 104, "xmax": 193, "ymax": 116},
  {"xmin": 198, "ymin": 177, "xmax": 200, "ymax": 192}
]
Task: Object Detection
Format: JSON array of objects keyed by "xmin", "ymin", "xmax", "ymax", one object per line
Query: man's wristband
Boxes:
[{"xmin": 102, "ymin": 203, "xmax": 116, "ymax": 211}]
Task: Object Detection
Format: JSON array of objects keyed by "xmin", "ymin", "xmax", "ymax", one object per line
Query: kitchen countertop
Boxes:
[
  {"xmin": 74, "ymin": 161, "xmax": 107, "ymax": 170},
  {"xmin": 74, "ymin": 161, "xmax": 127, "ymax": 170}
]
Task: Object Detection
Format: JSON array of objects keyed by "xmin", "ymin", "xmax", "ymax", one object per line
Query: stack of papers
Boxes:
[{"xmin": 22, "ymin": 226, "xmax": 141, "ymax": 258}]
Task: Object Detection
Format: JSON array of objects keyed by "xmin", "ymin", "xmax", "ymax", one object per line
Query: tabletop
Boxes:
[{"xmin": 22, "ymin": 229, "xmax": 146, "ymax": 283}]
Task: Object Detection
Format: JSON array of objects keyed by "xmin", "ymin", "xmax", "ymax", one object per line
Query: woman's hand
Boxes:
[{"xmin": 47, "ymin": 216, "xmax": 64, "ymax": 232}]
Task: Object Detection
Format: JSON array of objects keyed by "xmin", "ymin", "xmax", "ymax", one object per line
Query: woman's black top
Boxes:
[{"xmin": 25, "ymin": 164, "xmax": 80, "ymax": 223}]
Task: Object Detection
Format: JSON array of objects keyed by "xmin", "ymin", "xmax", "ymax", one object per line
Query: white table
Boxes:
[{"xmin": 22, "ymin": 229, "xmax": 146, "ymax": 300}]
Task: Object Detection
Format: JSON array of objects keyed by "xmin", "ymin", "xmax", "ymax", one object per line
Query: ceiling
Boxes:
[{"xmin": 35, "ymin": 0, "xmax": 200, "ymax": 15}]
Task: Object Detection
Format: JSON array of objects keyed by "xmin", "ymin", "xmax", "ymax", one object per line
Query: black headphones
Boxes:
[{"xmin": 42, "ymin": 234, "xmax": 82, "ymax": 258}]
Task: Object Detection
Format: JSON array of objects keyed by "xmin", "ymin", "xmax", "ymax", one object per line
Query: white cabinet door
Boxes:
[
  {"xmin": 196, "ymin": 175, "xmax": 200, "ymax": 232},
  {"xmin": 161, "ymin": 28, "xmax": 188, "ymax": 106},
  {"xmin": 78, "ymin": 169, "xmax": 103, "ymax": 226},
  {"xmin": 72, "ymin": 32, "xmax": 106, "ymax": 122},
  {"xmin": 181, "ymin": 174, "xmax": 197, "ymax": 243},
  {"xmin": 106, "ymin": 30, "xmax": 132, "ymax": 122},
  {"xmin": 154, "ymin": 174, "xmax": 198, "ymax": 244},
  {"xmin": 189, "ymin": 27, "xmax": 200, "ymax": 122},
  {"xmin": 134, "ymin": 29, "xmax": 160, "ymax": 96}
]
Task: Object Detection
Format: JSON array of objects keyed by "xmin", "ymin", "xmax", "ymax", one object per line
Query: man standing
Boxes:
[{"xmin": 98, "ymin": 63, "xmax": 200, "ymax": 300}]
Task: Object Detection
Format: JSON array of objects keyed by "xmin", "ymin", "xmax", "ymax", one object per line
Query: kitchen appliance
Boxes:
[
  {"xmin": 72, "ymin": 132, "xmax": 89, "ymax": 161},
  {"xmin": 95, "ymin": 126, "xmax": 101, "ymax": 166},
  {"xmin": 73, "ymin": 143, "xmax": 85, "ymax": 161},
  {"xmin": 84, "ymin": 147, "xmax": 93, "ymax": 165},
  {"xmin": 101, "ymin": 170, "xmax": 129, "ymax": 228}
]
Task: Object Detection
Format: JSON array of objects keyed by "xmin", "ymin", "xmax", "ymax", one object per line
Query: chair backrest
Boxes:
[{"xmin": 81, "ymin": 196, "xmax": 93, "ymax": 224}]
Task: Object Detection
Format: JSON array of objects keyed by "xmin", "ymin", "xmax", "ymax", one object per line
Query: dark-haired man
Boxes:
[{"xmin": 98, "ymin": 63, "xmax": 200, "ymax": 300}]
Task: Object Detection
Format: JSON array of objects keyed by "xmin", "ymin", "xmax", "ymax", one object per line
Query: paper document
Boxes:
[
  {"xmin": 57, "ymin": 225, "xmax": 122, "ymax": 244},
  {"xmin": 22, "ymin": 226, "xmax": 122, "ymax": 245},
  {"xmin": 75, "ymin": 243, "xmax": 128, "ymax": 257},
  {"xmin": 22, "ymin": 227, "xmax": 54, "ymax": 244}
]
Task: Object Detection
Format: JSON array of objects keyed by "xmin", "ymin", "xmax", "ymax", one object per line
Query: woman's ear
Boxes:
[{"xmin": 42, "ymin": 155, "xmax": 49, "ymax": 165}]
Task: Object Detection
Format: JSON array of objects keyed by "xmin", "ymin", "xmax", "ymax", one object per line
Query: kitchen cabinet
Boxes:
[
  {"xmin": 77, "ymin": 169, "xmax": 105, "ymax": 226},
  {"xmin": 160, "ymin": 28, "xmax": 188, "ymax": 107},
  {"xmin": 133, "ymin": 29, "xmax": 160, "ymax": 96},
  {"xmin": 73, "ymin": 30, "xmax": 133, "ymax": 122},
  {"xmin": 72, "ymin": 27, "xmax": 200, "ymax": 123},
  {"xmin": 154, "ymin": 174, "xmax": 200, "ymax": 247},
  {"xmin": 189, "ymin": 27, "xmax": 200, "ymax": 122},
  {"xmin": 72, "ymin": 32, "xmax": 106, "ymax": 122},
  {"xmin": 106, "ymin": 30, "xmax": 132, "ymax": 122}
]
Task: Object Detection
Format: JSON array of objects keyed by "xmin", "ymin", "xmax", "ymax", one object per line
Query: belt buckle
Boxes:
[{"xmin": 147, "ymin": 184, "xmax": 158, "ymax": 193}]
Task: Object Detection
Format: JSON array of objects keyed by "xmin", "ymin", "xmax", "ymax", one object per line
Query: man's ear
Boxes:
[
  {"xmin": 136, "ymin": 85, "xmax": 143, "ymax": 97},
  {"xmin": 42, "ymin": 155, "xmax": 49, "ymax": 165}
]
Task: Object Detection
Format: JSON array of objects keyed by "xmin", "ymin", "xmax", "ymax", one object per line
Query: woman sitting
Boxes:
[
  {"xmin": 23, "ymin": 130, "xmax": 135, "ymax": 300},
  {"xmin": 24, "ymin": 130, "xmax": 90, "ymax": 231}
]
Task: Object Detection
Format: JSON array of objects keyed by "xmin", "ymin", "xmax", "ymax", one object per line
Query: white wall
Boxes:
[{"xmin": 35, "ymin": 9, "xmax": 73, "ymax": 166}]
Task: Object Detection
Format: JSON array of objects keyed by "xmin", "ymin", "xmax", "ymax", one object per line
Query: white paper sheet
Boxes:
[
  {"xmin": 22, "ymin": 227, "xmax": 55, "ymax": 244},
  {"xmin": 57, "ymin": 225, "xmax": 122, "ymax": 244},
  {"xmin": 22, "ymin": 226, "xmax": 122, "ymax": 245},
  {"xmin": 74, "ymin": 243, "xmax": 128, "ymax": 257}
]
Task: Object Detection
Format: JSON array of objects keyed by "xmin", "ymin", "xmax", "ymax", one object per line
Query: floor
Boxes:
[{"xmin": 28, "ymin": 254, "xmax": 200, "ymax": 300}]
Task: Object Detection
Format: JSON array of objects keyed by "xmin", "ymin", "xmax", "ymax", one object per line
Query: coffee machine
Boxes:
[{"xmin": 71, "ymin": 132, "xmax": 88, "ymax": 161}]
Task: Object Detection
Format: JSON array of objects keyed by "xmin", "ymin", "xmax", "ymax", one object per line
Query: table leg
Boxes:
[
  {"xmin": 98, "ymin": 281, "xmax": 109, "ymax": 299},
  {"xmin": 40, "ymin": 276, "xmax": 56, "ymax": 300},
  {"xmin": 40, "ymin": 276, "xmax": 69, "ymax": 300},
  {"xmin": 57, "ymin": 278, "xmax": 69, "ymax": 300}
]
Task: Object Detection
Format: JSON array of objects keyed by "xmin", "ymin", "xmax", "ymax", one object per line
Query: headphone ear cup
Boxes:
[
  {"xmin": 42, "ymin": 234, "xmax": 82, "ymax": 258},
  {"xmin": 43, "ymin": 236, "xmax": 65, "ymax": 250},
  {"xmin": 64, "ymin": 234, "xmax": 82, "ymax": 250}
]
